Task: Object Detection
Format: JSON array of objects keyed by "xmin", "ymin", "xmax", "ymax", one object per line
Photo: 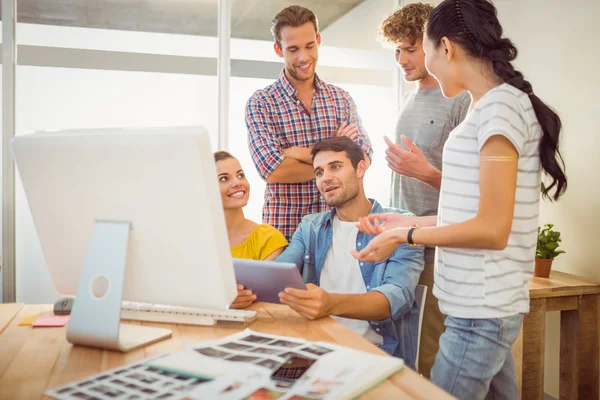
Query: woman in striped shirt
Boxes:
[{"xmin": 352, "ymin": 0, "xmax": 567, "ymax": 398}]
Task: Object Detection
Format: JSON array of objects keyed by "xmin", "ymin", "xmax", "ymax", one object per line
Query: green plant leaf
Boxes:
[{"xmin": 537, "ymin": 223, "xmax": 564, "ymax": 259}]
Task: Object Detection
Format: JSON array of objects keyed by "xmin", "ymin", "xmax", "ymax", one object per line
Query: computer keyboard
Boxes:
[{"xmin": 120, "ymin": 301, "xmax": 258, "ymax": 326}]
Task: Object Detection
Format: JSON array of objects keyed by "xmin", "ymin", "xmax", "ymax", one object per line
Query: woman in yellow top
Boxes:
[{"xmin": 214, "ymin": 151, "xmax": 288, "ymax": 308}]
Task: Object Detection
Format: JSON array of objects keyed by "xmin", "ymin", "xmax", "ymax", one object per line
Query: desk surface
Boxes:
[
  {"xmin": 528, "ymin": 270, "xmax": 600, "ymax": 299},
  {"xmin": 0, "ymin": 303, "xmax": 454, "ymax": 400},
  {"xmin": 0, "ymin": 302, "xmax": 23, "ymax": 333}
]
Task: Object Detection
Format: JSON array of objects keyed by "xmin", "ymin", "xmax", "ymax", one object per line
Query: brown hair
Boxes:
[
  {"xmin": 379, "ymin": 3, "xmax": 434, "ymax": 46},
  {"xmin": 311, "ymin": 137, "xmax": 364, "ymax": 169},
  {"xmin": 214, "ymin": 151, "xmax": 234, "ymax": 163},
  {"xmin": 271, "ymin": 5, "xmax": 319, "ymax": 48}
]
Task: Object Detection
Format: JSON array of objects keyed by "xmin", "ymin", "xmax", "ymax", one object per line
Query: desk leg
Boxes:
[
  {"xmin": 577, "ymin": 295, "xmax": 598, "ymax": 399},
  {"xmin": 522, "ymin": 298, "xmax": 546, "ymax": 400},
  {"xmin": 560, "ymin": 295, "xmax": 599, "ymax": 400},
  {"xmin": 561, "ymin": 307, "xmax": 579, "ymax": 399}
]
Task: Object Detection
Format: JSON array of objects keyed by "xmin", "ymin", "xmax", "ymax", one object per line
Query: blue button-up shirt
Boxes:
[{"xmin": 275, "ymin": 199, "xmax": 424, "ymax": 368}]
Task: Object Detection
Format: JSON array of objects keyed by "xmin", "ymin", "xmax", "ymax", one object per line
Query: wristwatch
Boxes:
[{"xmin": 407, "ymin": 225, "xmax": 420, "ymax": 246}]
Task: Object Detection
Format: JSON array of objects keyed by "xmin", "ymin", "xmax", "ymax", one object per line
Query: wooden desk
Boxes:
[
  {"xmin": 0, "ymin": 303, "xmax": 454, "ymax": 400},
  {"xmin": 0, "ymin": 302, "xmax": 22, "ymax": 333},
  {"xmin": 514, "ymin": 271, "xmax": 600, "ymax": 400}
]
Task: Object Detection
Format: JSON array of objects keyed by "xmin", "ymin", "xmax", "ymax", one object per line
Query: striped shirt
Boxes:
[
  {"xmin": 246, "ymin": 70, "xmax": 373, "ymax": 240},
  {"xmin": 434, "ymin": 83, "xmax": 542, "ymax": 318}
]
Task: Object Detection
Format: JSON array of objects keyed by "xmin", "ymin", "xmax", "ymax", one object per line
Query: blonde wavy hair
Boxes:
[{"xmin": 379, "ymin": 3, "xmax": 434, "ymax": 46}]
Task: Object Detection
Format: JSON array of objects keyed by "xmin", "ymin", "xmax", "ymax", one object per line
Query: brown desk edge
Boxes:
[{"xmin": 528, "ymin": 270, "xmax": 600, "ymax": 299}]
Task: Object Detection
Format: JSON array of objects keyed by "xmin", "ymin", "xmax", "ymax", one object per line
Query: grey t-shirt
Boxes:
[{"xmin": 390, "ymin": 87, "xmax": 470, "ymax": 216}]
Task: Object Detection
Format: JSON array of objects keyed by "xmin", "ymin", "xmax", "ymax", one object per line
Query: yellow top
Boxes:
[{"xmin": 230, "ymin": 224, "xmax": 288, "ymax": 260}]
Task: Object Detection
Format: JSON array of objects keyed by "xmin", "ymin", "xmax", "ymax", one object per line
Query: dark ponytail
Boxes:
[{"xmin": 427, "ymin": 0, "xmax": 567, "ymax": 200}]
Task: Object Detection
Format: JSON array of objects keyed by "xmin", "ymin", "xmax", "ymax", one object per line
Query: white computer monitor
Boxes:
[{"xmin": 11, "ymin": 126, "xmax": 237, "ymax": 351}]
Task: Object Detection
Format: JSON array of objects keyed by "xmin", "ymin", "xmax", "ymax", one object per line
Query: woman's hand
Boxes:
[
  {"xmin": 356, "ymin": 213, "xmax": 418, "ymax": 236},
  {"xmin": 351, "ymin": 228, "xmax": 408, "ymax": 262},
  {"xmin": 230, "ymin": 284, "xmax": 257, "ymax": 309}
]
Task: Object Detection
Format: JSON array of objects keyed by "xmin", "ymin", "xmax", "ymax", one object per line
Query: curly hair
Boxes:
[{"xmin": 379, "ymin": 3, "xmax": 434, "ymax": 46}]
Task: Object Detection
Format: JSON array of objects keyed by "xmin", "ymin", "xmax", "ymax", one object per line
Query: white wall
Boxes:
[
  {"xmin": 493, "ymin": 0, "xmax": 600, "ymax": 397},
  {"xmin": 321, "ymin": 0, "xmax": 397, "ymax": 51}
]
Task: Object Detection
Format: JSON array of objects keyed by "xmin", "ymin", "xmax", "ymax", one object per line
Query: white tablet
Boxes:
[{"xmin": 233, "ymin": 258, "xmax": 306, "ymax": 304}]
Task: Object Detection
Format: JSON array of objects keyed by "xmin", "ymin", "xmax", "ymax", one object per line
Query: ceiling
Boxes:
[{"xmin": 1, "ymin": 0, "xmax": 365, "ymax": 40}]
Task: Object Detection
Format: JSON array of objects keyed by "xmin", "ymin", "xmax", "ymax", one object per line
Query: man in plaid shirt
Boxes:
[{"xmin": 245, "ymin": 5, "xmax": 373, "ymax": 240}]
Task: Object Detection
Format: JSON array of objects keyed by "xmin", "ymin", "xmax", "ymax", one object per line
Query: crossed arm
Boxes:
[
  {"xmin": 268, "ymin": 123, "xmax": 370, "ymax": 183},
  {"xmin": 247, "ymin": 96, "xmax": 372, "ymax": 185}
]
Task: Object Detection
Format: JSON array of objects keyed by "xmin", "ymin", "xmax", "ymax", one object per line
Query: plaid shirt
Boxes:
[{"xmin": 246, "ymin": 70, "xmax": 373, "ymax": 240}]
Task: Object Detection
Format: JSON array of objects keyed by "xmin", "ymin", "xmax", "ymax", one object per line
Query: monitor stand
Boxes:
[{"xmin": 66, "ymin": 221, "xmax": 172, "ymax": 352}]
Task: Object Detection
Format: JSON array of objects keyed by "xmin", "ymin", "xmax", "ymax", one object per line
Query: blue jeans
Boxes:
[{"xmin": 430, "ymin": 314, "xmax": 523, "ymax": 400}]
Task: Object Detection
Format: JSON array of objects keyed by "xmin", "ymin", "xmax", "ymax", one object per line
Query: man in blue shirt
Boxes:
[{"xmin": 276, "ymin": 137, "xmax": 424, "ymax": 368}]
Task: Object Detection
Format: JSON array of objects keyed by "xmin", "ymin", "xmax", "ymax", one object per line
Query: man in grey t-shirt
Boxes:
[
  {"xmin": 390, "ymin": 89, "xmax": 469, "ymax": 217},
  {"xmin": 379, "ymin": 3, "xmax": 469, "ymax": 377}
]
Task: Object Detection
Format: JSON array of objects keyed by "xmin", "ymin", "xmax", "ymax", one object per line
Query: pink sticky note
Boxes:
[{"xmin": 32, "ymin": 315, "xmax": 70, "ymax": 327}]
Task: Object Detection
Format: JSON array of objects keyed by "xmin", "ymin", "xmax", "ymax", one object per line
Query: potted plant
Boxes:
[{"xmin": 534, "ymin": 223, "xmax": 565, "ymax": 278}]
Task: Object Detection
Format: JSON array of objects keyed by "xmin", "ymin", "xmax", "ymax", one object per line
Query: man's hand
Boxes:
[
  {"xmin": 278, "ymin": 283, "xmax": 333, "ymax": 320},
  {"xmin": 230, "ymin": 284, "xmax": 257, "ymax": 309},
  {"xmin": 335, "ymin": 122, "xmax": 359, "ymax": 140},
  {"xmin": 384, "ymin": 135, "xmax": 436, "ymax": 179}
]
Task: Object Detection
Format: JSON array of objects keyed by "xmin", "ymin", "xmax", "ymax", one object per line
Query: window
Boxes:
[{"xmin": 3, "ymin": 0, "xmax": 400, "ymax": 303}]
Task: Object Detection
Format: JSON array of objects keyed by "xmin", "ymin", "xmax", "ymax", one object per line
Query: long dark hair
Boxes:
[{"xmin": 427, "ymin": 0, "xmax": 567, "ymax": 200}]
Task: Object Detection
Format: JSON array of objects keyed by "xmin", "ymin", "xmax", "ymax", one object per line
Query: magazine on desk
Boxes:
[{"xmin": 45, "ymin": 329, "xmax": 404, "ymax": 400}]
